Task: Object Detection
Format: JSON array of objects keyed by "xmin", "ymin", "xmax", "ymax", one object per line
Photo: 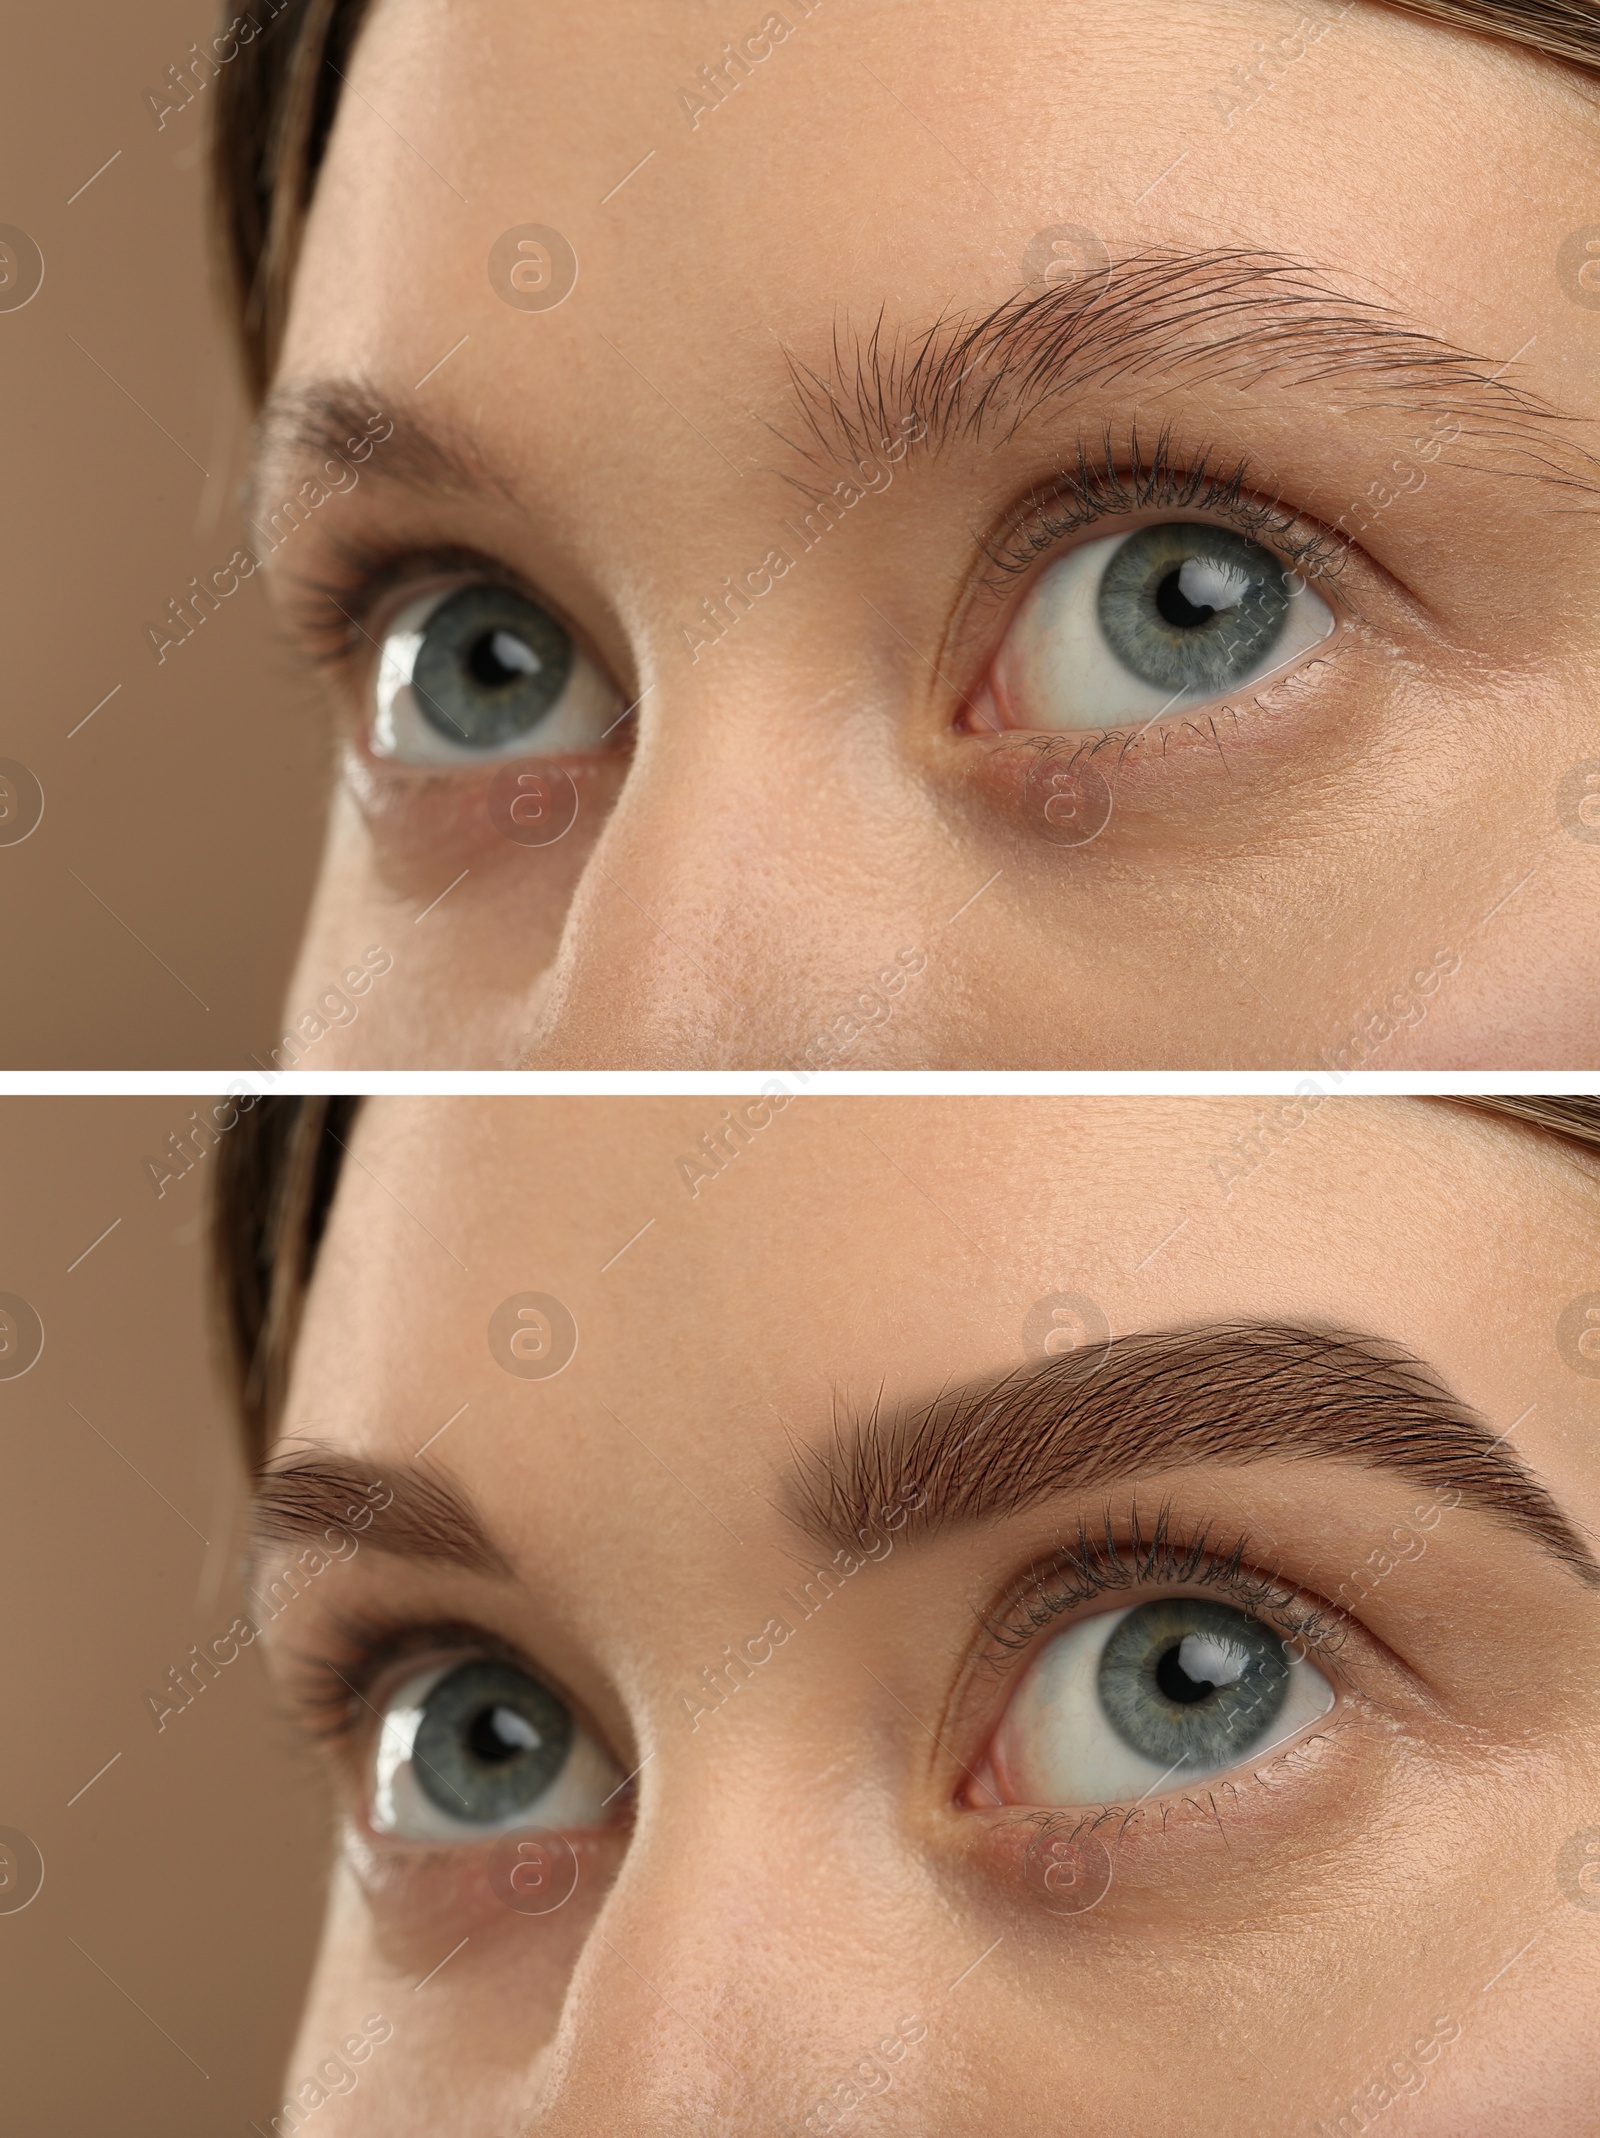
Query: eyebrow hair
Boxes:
[
  {"xmin": 252, "ymin": 1447, "xmax": 511, "ymax": 1578},
  {"xmin": 250, "ymin": 377, "xmax": 516, "ymax": 525},
  {"xmin": 784, "ymin": 1321, "xmax": 1600, "ymax": 1587},
  {"xmin": 775, "ymin": 246, "xmax": 1593, "ymax": 494}
]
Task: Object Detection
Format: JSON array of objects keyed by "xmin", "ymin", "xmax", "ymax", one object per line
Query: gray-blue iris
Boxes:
[
  {"xmin": 1096, "ymin": 1599, "xmax": 1289, "ymax": 1770},
  {"xmin": 412, "ymin": 585, "xmax": 573, "ymax": 749},
  {"xmin": 1097, "ymin": 523, "xmax": 1291, "ymax": 695},
  {"xmin": 411, "ymin": 1659, "xmax": 574, "ymax": 1822}
]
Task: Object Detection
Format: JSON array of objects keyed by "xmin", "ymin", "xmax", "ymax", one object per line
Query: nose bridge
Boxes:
[
  {"xmin": 531, "ymin": 1768, "xmax": 900, "ymax": 2135},
  {"xmin": 525, "ymin": 655, "xmax": 929, "ymax": 1065}
]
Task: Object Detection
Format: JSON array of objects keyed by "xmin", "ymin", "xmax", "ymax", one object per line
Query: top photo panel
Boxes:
[{"xmin": 6, "ymin": 0, "xmax": 1599, "ymax": 1070}]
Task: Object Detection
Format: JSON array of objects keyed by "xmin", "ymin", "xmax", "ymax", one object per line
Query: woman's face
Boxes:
[
  {"xmin": 262, "ymin": 1096, "xmax": 1600, "ymax": 2133},
  {"xmin": 256, "ymin": 0, "xmax": 1600, "ymax": 1068}
]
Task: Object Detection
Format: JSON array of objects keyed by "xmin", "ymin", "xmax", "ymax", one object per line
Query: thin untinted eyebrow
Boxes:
[
  {"xmin": 251, "ymin": 1448, "xmax": 511, "ymax": 1579},
  {"xmin": 775, "ymin": 247, "xmax": 1585, "ymax": 487},
  {"xmin": 251, "ymin": 378, "xmax": 516, "ymax": 525},
  {"xmin": 784, "ymin": 1321, "xmax": 1600, "ymax": 1587}
]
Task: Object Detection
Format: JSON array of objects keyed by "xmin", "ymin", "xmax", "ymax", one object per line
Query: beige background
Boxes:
[
  {"xmin": 0, "ymin": 1100, "xmax": 327, "ymax": 2132},
  {"xmin": 2, "ymin": 5, "xmax": 324, "ymax": 1067}
]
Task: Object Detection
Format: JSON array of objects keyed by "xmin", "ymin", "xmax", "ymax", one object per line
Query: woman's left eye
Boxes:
[
  {"xmin": 973, "ymin": 1596, "xmax": 1336, "ymax": 1807},
  {"xmin": 370, "ymin": 581, "xmax": 624, "ymax": 764},
  {"xmin": 368, "ymin": 1657, "xmax": 624, "ymax": 1839},
  {"xmin": 981, "ymin": 521, "xmax": 1336, "ymax": 732}
]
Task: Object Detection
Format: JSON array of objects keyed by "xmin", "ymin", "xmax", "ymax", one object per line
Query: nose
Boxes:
[
  {"xmin": 520, "ymin": 645, "xmax": 947, "ymax": 1067},
  {"xmin": 525, "ymin": 1775, "xmax": 932, "ymax": 2135}
]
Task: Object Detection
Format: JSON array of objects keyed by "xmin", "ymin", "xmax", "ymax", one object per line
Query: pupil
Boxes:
[
  {"xmin": 1154, "ymin": 1641, "xmax": 1215, "ymax": 1706},
  {"xmin": 466, "ymin": 1702, "xmax": 540, "ymax": 1764},
  {"xmin": 1154, "ymin": 566, "xmax": 1214, "ymax": 631},
  {"xmin": 466, "ymin": 629, "xmax": 540, "ymax": 689}
]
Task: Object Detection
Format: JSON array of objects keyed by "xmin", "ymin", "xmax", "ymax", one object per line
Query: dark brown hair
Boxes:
[
  {"xmin": 213, "ymin": 1094, "xmax": 362, "ymax": 1465},
  {"xmin": 211, "ymin": 0, "xmax": 372, "ymax": 403},
  {"xmin": 212, "ymin": 1095, "xmax": 1600, "ymax": 1469},
  {"xmin": 211, "ymin": 0, "xmax": 1600, "ymax": 403}
]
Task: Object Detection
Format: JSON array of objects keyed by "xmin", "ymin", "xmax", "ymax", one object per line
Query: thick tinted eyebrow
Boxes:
[
  {"xmin": 251, "ymin": 1449, "xmax": 511, "ymax": 1578},
  {"xmin": 784, "ymin": 1321, "xmax": 1600, "ymax": 1586},
  {"xmin": 776, "ymin": 247, "xmax": 1588, "ymax": 487}
]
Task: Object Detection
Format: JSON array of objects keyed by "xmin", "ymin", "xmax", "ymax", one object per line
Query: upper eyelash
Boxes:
[
  {"xmin": 279, "ymin": 1608, "xmax": 532, "ymax": 1752},
  {"xmin": 979, "ymin": 420, "xmax": 1349, "ymax": 590},
  {"xmin": 982, "ymin": 1501, "xmax": 1345, "ymax": 1668},
  {"xmin": 275, "ymin": 536, "xmax": 525, "ymax": 677}
]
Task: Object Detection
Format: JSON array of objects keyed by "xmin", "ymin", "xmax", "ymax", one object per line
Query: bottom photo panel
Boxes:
[{"xmin": 3, "ymin": 1094, "xmax": 1599, "ymax": 2137}]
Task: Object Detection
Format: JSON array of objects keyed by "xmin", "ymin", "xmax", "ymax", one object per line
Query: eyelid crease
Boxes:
[
  {"xmin": 270, "ymin": 534, "xmax": 534, "ymax": 677},
  {"xmin": 276, "ymin": 1609, "xmax": 534, "ymax": 1752},
  {"xmin": 977, "ymin": 421, "xmax": 1348, "ymax": 592},
  {"xmin": 981, "ymin": 1501, "xmax": 1343, "ymax": 1673}
]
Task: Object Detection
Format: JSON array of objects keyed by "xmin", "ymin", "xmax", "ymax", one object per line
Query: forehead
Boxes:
[
  {"xmin": 290, "ymin": 1098, "xmax": 1582, "ymax": 1479},
  {"xmin": 280, "ymin": 0, "xmax": 1584, "ymax": 502}
]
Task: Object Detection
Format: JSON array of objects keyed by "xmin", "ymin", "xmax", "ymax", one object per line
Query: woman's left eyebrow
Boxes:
[
  {"xmin": 783, "ymin": 1319, "xmax": 1600, "ymax": 1585},
  {"xmin": 777, "ymin": 246, "xmax": 1585, "ymax": 489}
]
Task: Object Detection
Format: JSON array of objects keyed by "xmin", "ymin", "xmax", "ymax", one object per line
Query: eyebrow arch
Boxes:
[
  {"xmin": 251, "ymin": 1448, "xmax": 512, "ymax": 1579},
  {"xmin": 784, "ymin": 1321, "xmax": 1600, "ymax": 1587},
  {"xmin": 251, "ymin": 378, "xmax": 516, "ymax": 525},
  {"xmin": 775, "ymin": 246, "xmax": 1592, "ymax": 493}
]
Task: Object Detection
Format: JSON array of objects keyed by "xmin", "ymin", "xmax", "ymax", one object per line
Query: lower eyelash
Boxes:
[
  {"xmin": 984, "ymin": 1501, "xmax": 1344, "ymax": 1666},
  {"xmin": 982, "ymin": 419, "xmax": 1348, "ymax": 590}
]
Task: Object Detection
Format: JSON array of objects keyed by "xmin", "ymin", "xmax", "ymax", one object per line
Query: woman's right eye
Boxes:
[
  {"xmin": 370, "ymin": 581, "xmax": 625, "ymax": 765},
  {"xmin": 368, "ymin": 1657, "xmax": 625, "ymax": 1839},
  {"xmin": 971, "ymin": 1595, "xmax": 1337, "ymax": 1808}
]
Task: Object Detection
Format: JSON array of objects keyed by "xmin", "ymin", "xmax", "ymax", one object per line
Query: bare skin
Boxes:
[
  {"xmin": 255, "ymin": 0, "xmax": 1600, "ymax": 1067},
  {"xmin": 256, "ymin": 1096, "xmax": 1600, "ymax": 2133}
]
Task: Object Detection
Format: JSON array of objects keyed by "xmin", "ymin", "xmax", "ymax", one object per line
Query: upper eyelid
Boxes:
[
  {"xmin": 941, "ymin": 440, "xmax": 1355, "ymax": 685},
  {"xmin": 990, "ymin": 1567, "xmax": 1342, "ymax": 1667},
  {"xmin": 977, "ymin": 454, "xmax": 1348, "ymax": 594},
  {"xmin": 279, "ymin": 1616, "xmax": 537, "ymax": 1749},
  {"xmin": 963, "ymin": 1516, "xmax": 1349, "ymax": 1701},
  {"xmin": 272, "ymin": 541, "xmax": 537, "ymax": 673}
]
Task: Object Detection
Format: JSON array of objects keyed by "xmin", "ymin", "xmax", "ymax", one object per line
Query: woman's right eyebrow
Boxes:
[
  {"xmin": 250, "ymin": 378, "xmax": 513, "ymax": 528},
  {"xmin": 783, "ymin": 1320, "xmax": 1600, "ymax": 1584},
  {"xmin": 251, "ymin": 1444, "xmax": 511, "ymax": 1579}
]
